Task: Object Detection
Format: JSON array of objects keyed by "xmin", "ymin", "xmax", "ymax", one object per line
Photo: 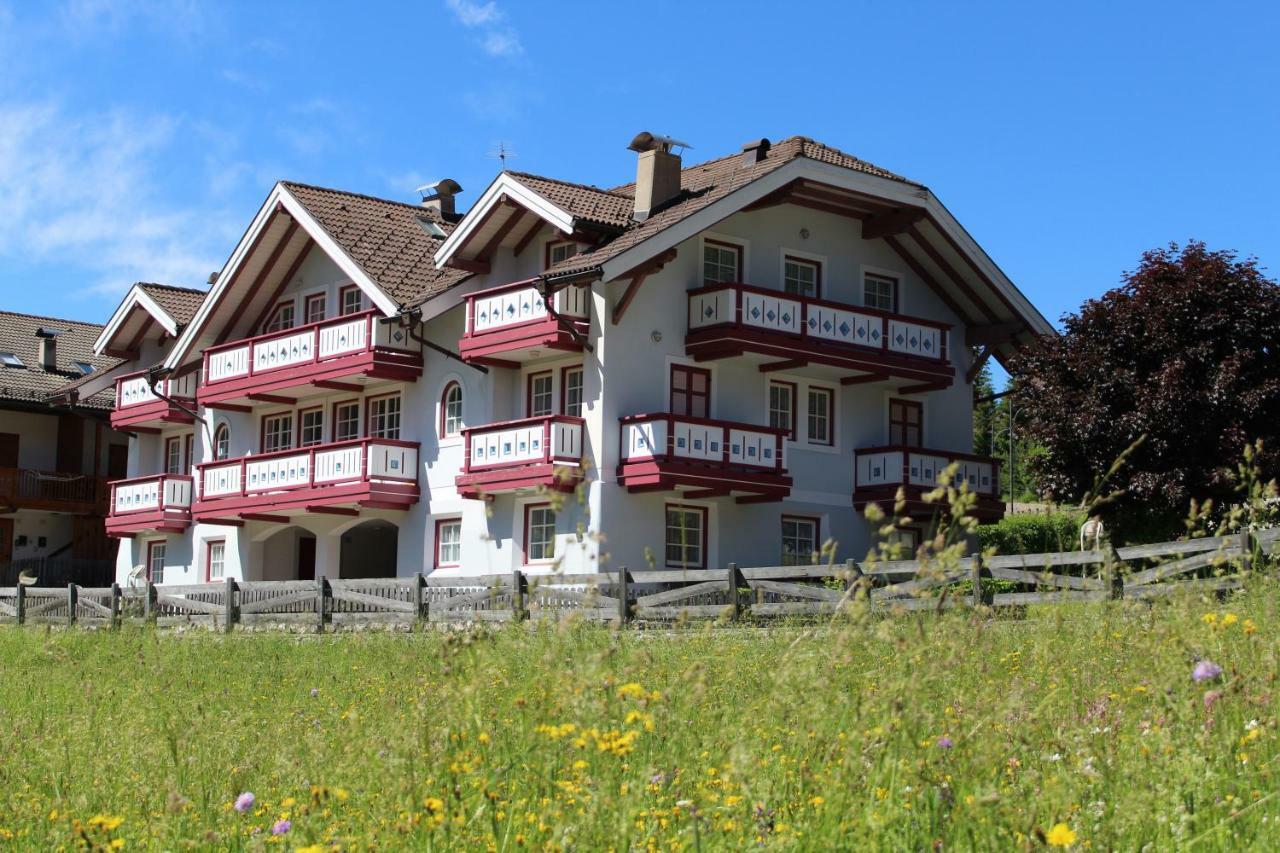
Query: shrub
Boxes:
[{"xmin": 977, "ymin": 510, "xmax": 1084, "ymax": 554}]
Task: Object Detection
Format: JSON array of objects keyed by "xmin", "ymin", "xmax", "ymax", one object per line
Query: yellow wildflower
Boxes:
[
  {"xmin": 1202, "ymin": 612, "xmax": 1218, "ymax": 625},
  {"xmin": 1046, "ymin": 823, "xmax": 1077, "ymax": 847},
  {"xmin": 1222, "ymin": 613, "xmax": 1239, "ymax": 627}
]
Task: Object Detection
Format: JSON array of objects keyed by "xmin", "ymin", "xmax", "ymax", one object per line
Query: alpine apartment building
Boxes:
[{"xmin": 88, "ymin": 133, "xmax": 1051, "ymax": 584}]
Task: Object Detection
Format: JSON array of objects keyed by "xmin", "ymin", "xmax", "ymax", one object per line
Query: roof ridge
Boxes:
[
  {"xmin": 137, "ymin": 281, "xmax": 207, "ymax": 294},
  {"xmin": 281, "ymin": 180, "xmax": 439, "ymax": 216},
  {"xmin": 0, "ymin": 310, "xmax": 105, "ymax": 331},
  {"xmin": 506, "ymin": 170, "xmax": 635, "ymax": 200}
]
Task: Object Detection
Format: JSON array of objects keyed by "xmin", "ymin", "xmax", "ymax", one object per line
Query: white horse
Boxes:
[{"xmin": 1080, "ymin": 515, "xmax": 1105, "ymax": 551}]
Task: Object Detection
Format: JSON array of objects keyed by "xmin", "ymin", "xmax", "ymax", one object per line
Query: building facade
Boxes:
[{"xmin": 99, "ymin": 134, "xmax": 1051, "ymax": 584}]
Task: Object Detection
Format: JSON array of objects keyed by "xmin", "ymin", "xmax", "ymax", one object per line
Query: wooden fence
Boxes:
[{"xmin": 0, "ymin": 528, "xmax": 1275, "ymax": 631}]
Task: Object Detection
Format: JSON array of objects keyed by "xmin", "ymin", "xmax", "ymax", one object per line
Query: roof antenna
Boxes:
[{"xmin": 488, "ymin": 141, "xmax": 516, "ymax": 170}]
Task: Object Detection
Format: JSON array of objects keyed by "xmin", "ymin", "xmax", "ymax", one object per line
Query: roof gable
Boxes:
[{"xmin": 95, "ymin": 282, "xmax": 206, "ymax": 357}]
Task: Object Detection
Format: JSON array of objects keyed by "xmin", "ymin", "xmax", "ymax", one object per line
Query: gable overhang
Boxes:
[
  {"xmin": 433, "ymin": 173, "xmax": 575, "ymax": 271},
  {"xmin": 48, "ymin": 358, "xmax": 134, "ymax": 406},
  {"xmin": 595, "ymin": 157, "xmax": 1054, "ymax": 365},
  {"xmin": 164, "ymin": 183, "xmax": 399, "ymax": 372},
  {"xmin": 94, "ymin": 284, "xmax": 182, "ymax": 357}
]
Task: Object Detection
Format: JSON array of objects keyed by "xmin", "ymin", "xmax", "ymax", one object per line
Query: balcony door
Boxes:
[
  {"xmin": 889, "ymin": 399, "xmax": 923, "ymax": 447},
  {"xmin": 670, "ymin": 365, "xmax": 711, "ymax": 419},
  {"xmin": 0, "ymin": 433, "xmax": 17, "ymax": 468}
]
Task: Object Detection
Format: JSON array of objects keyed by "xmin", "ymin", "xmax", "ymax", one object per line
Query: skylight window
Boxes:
[
  {"xmin": 75, "ymin": 362, "xmax": 94, "ymax": 375},
  {"xmin": 416, "ymin": 216, "xmax": 447, "ymax": 238},
  {"xmin": 0, "ymin": 352, "xmax": 24, "ymax": 368}
]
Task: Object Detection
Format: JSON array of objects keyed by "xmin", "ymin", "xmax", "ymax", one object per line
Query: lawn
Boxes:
[{"xmin": 0, "ymin": 584, "xmax": 1277, "ymax": 850}]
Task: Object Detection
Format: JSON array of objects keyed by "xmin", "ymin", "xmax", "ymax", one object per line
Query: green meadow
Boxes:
[{"xmin": 0, "ymin": 585, "xmax": 1277, "ymax": 851}]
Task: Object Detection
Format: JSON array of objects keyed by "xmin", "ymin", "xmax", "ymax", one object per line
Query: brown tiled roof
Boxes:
[
  {"xmin": 137, "ymin": 282, "xmax": 206, "ymax": 326},
  {"xmin": 545, "ymin": 136, "xmax": 919, "ymax": 279},
  {"xmin": 282, "ymin": 181, "xmax": 472, "ymax": 309},
  {"xmin": 0, "ymin": 311, "xmax": 118, "ymax": 411},
  {"xmin": 505, "ymin": 171, "xmax": 635, "ymax": 231}
]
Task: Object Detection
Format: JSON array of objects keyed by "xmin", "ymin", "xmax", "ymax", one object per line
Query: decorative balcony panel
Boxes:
[
  {"xmin": 686, "ymin": 283, "xmax": 954, "ymax": 386},
  {"xmin": 455, "ymin": 415, "xmax": 585, "ymax": 499},
  {"xmin": 193, "ymin": 438, "xmax": 419, "ymax": 519},
  {"xmin": 853, "ymin": 445, "xmax": 1004, "ymax": 522},
  {"xmin": 617, "ymin": 413, "xmax": 791, "ymax": 503},
  {"xmin": 459, "ymin": 279, "xmax": 590, "ymax": 365},
  {"xmin": 111, "ymin": 370, "xmax": 198, "ymax": 431},
  {"xmin": 199, "ymin": 310, "xmax": 421, "ymax": 406},
  {"xmin": 105, "ymin": 474, "xmax": 193, "ymax": 536}
]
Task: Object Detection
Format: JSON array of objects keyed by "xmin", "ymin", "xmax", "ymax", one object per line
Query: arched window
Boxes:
[
  {"xmin": 441, "ymin": 382, "xmax": 463, "ymax": 438},
  {"xmin": 213, "ymin": 423, "xmax": 230, "ymax": 460}
]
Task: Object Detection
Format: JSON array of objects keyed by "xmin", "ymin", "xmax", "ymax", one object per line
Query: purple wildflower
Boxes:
[
  {"xmin": 271, "ymin": 819, "xmax": 291, "ymax": 835},
  {"xmin": 1192, "ymin": 660, "xmax": 1223, "ymax": 683},
  {"xmin": 937, "ymin": 736, "xmax": 954, "ymax": 749},
  {"xmin": 233, "ymin": 792, "xmax": 255, "ymax": 814}
]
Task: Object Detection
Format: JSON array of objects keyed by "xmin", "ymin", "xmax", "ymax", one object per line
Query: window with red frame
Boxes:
[
  {"xmin": 206, "ymin": 539, "xmax": 226, "ymax": 581},
  {"xmin": 889, "ymin": 398, "xmax": 923, "ymax": 447},
  {"xmin": 527, "ymin": 371, "xmax": 553, "ymax": 417},
  {"xmin": 339, "ymin": 285, "xmax": 365, "ymax": 316},
  {"xmin": 440, "ymin": 382, "xmax": 463, "ymax": 438},
  {"xmin": 263, "ymin": 301, "xmax": 295, "ymax": 333},
  {"xmin": 768, "ymin": 380, "xmax": 796, "ymax": 439},
  {"xmin": 702, "ymin": 239, "xmax": 742, "ymax": 285},
  {"xmin": 367, "ymin": 395, "xmax": 401, "ymax": 440},
  {"xmin": 670, "ymin": 364, "xmax": 710, "ymax": 418},
  {"xmin": 261, "ymin": 413, "xmax": 293, "ymax": 453},
  {"xmin": 147, "ymin": 539, "xmax": 167, "ymax": 584},
  {"xmin": 164, "ymin": 436, "xmax": 183, "ymax": 474},
  {"xmin": 562, "ymin": 366, "xmax": 584, "ymax": 417},
  {"xmin": 304, "ymin": 293, "xmax": 327, "ymax": 324}
]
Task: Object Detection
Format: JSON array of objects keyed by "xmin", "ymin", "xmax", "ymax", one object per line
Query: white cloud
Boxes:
[
  {"xmin": 481, "ymin": 29, "xmax": 522, "ymax": 58},
  {"xmin": 444, "ymin": 0, "xmax": 522, "ymax": 60},
  {"xmin": 445, "ymin": 0, "xmax": 501, "ymax": 27}
]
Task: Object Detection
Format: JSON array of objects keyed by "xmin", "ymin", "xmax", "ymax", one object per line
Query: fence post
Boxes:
[
  {"xmin": 67, "ymin": 583, "xmax": 78, "ymax": 626},
  {"xmin": 15, "ymin": 583, "xmax": 24, "ymax": 626},
  {"xmin": 223, "ymin": 577, "xmax": 237, "ymax": 633},
  {"xmin": 511, "ymin": 569, "xmax": 526, "ymax": 621},
  {"xmin": 414, "ymin": 572, "xmax": 427, "ymax": 624},
  {"xmin": 616, "ymin": 567, "xmax": 631, "ymax": 624},
  {"xmin": 727, "ymin": 562, "xmax": 742, "ymax": 620},
  {"xmin": 844, "ymin": 558, "xmax": 864, "ymax": 599},
  {"xmin": 316, "ymin": 576, "xmax": 328, "ymax": 633},
  {"xmin": 1104, "ymin": 546, "xmax": 1125, "ymax": 600},
  {"xmin": 970, "ymin": 555, "xmax": 993, "ymax": 608},
  {"xmin": 1240, "ymin": 529, "xmax": 1255, "ymax": 574},
  {"xmin": 144, "ymin": 581, "xmax": 157, "ymax": 623},
  {"xmin": 110, "ymin": 583, "xmax": 121, "ymax": 629}
]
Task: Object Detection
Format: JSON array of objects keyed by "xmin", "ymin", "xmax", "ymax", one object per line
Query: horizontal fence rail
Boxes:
[{"xmin": 0, "ymin": 528, "xmax": 1274, "ymax": 631}]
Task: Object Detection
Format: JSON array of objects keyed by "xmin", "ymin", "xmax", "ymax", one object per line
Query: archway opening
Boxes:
[{"xmin": 340, "ymin": 520, "xmax": 398, "ymax": 578}]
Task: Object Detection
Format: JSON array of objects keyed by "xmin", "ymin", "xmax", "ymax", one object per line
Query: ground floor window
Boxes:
[
  {"xmin": 435, "ymin": 518, "xmax": 462, "ymax": 569},
  {"xmin": 206, "ymin": 540, "xmax": 226, "ymax": 581},
  {"xmin": 524, "ymin": 505, "xmax": 556, "ymax": 563},
  {"xmin": 884, "ymin": 526, "xmax": 921, "ymax": 556},
  {"xmin": 665, "ymin": 504, "xmax": 706, "ymax": 569},
  {"xmin": 147, "ymin": 540, "xmax": 166, "ymax": 584},
  {"xmin": 781, "ymin": 516, "xmax": 819, "ymax": 566}
]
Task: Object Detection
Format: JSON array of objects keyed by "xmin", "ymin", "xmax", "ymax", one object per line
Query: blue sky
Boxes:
[{"xmin": 1, "ymin": 0, "xmax": 1277, "ymax": 360}]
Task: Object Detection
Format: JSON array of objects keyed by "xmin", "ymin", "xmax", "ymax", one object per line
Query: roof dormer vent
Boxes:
[{"xmin": 741, "ymin": 137, "xmax": 771, "ymax": 166}]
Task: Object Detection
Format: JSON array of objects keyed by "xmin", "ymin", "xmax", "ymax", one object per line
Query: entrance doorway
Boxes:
[{"xmin": 340, "ymin": 520, "xmax": 398, "ymax": 578}]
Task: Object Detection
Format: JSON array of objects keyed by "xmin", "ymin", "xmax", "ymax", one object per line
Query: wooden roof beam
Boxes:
[
  {"xmin": 966, "ymin": 322, "xmax": 1023, "ymax": 348},
  {"xmin": 861, "ymin": 207, "xmax": 927, "ymax": 240}
]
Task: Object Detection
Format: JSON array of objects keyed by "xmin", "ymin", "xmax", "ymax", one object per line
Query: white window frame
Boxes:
[
  {"xmin": 562, "ymin": 365, "xmax": 584, "ymax": 417},
  {"xmin": 700, "ymin": 233, "xmax": 749, "ymax": 286},
  {"xmin": 523, "ymin": 503, "xmax": 557, "ymax": 565},
  {"xmin": 762, "ymin": 373, "xmax": 840, "ymax": 454},
  {"xmin": 367, "ymin": 394, "xmax": 402, "ymax": 440},
  {"xmin": 435, "ymin": 518, "xmax": 462, "ymax": 569},
  {"xmin": 261, "ymin": 412, "xmax": 294, "ymax": 453},
  {"xmin": 781, "ymin": 516, "xmax": 819, "ymax": 567},
  {"xmin": 303, "ymin": 290, "xmax": 327, "ymax": 325},
  {"xmin": 860, "ymin": 263, "xmax": 903, "ymax": 314},
  {"xmin": 806, "ymin": 385, "xmax": 835, "ymax": 447},
  {"xmin": 206, "ymin": 540, "xmax": 226, "ymax": 581},
  {"xmin": 440, "ymin": 379, "xmax": 464, "ymax": 442},
  {"xmin": 664, "ymin": 503, "xmax": 707, "ymax": 570},
  {"xmin": 299, "ymin": 407, "xmax": 325, "ymax": 448},
  {"xmin": 527, "ymin": 370, "xmax": 554, "ymax": 418},
  {"xmin": 147, "ymin": 540, "xmax": 167, "ymax": 585}
]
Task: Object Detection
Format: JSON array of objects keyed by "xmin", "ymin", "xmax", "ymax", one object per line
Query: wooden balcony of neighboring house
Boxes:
[
  {"xmin": 110, "ymin": 370, "xmax": 198, "ymax": 431},
  {"xmin": 617, "ymin": 413, "xmax": 791, "ymax": 503},
  {"xmin": 455, "ymin": 415, "xmax": 586, "ymax": 500},
  {"xmin": 459, "ymin": 278, "xmax": 591, "ymax": 366},
  {"xmin": 198, "ymin": 310, "xmax": 421, "ymax": 408},
  {"xmin": 0, "ymin": 467, "xmax": 107, "ymax": 515},
  {"xmin": 105, "ymin": 474, "xmax": 193, "ymax": 537},
  {"xmin": 686, "ymin": 283, "xmax": 955, "ymax": 390},
  {"xmin": 192, "ymin": 438, "xmax": 420, "ymax": 522},
  {"xmin": 853, "ymin": 445, "xmax": 1004, "ymax": 522}
]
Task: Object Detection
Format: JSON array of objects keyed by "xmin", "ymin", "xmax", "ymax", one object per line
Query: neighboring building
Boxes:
[
  {"xmin": 0, "ymin": 310, "xmax": 131, "ymax": 584},
  {"xmin": 99, "ymin": 133, "xmax": 1052, "ymax": 584}
]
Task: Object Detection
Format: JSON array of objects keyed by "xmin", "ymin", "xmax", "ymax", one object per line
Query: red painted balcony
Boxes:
[
  {"xmin": 199, "ymin": 310, "xmax": 421, "ymax": 407},
  {"xmin": 460, "ymin": 279, "xmax": 590, "ymax": 366},
  {"xmin": 853, "ymin": 445, "xmax": 1003, "ymax": 522},
  {"xmin": 194, "ymin": 438, "xmax": 419, "ymax": 521},
  {"xmin": 111, "ymin": 370, "xmax": 197, "ymax": 431},
  {"xmin": 617, "ymin": 413, "xmax": 791, "ymax": 503},
  {"xmin": 105, "ymin": 474, "xmax": 193, "ymax": 536},
  {"xmin": 686, "ymin": 283, "xmax": 954, "ymax": 388},
  {"xmin": 455, "ymin": 415, "xmax": 585, "ymax": 499}
]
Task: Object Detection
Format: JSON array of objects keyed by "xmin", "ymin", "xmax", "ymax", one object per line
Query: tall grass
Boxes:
[{"xmin": 1, "ymin": 583, "xmax": 1277, "ymax": 850}]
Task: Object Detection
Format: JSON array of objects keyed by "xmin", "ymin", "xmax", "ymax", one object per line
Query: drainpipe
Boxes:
[
  {"xmin": 391, "ymin": 311, "xmax": 488, "ymax": 374},
  {"xmin": 147, "ymin": 366, "xmax": 206, "ymax": 425},
  {"xmin": 535, "ymin": 275, "xmax": 596, "ymax": 353}
]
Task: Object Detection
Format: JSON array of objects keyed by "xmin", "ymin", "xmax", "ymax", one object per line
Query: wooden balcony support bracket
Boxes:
[
  {"xmin": 204, "ymin": 402, "xmax": 253, "ymax": 413},
  {"xmin": 312, "ymin": 380, "xmax": 363, "ymax": 393},
  {"xmin": 860, "ymin": 206, "xmax": 927, "ymax": 240},
  {"xmin": 736, "ymin": 493, "xmax": 787, "ymax": 505},
  {"xmin": 965, "ymin": 346, "xmax": 992, "ymax": 384},
  {"xmin": 241, "ymin": 513, "xmax": 291, "ymax": 524},
  {"xmin": 307, "ymin": 505, "xmax": 359, "ymax": 516},
  {"xmin": 450, "ymin": 258, "xmax": 491, "ymax": 274},
  {"xmin": 897, "ymin": 380, "xmax": 950, "ymax": 396},
  {"xmin": 966, "ymin": 322, "xmax": 1023, "ymax": 348},
  {"xmin": 612, "ymin": 248, "xmax": 678, "ymax": 326},
  {"xmin": 200, "ymin": 517, "xmax": 245, "ymax": 527},
  {"xmin": 841, "ymin": 371, "xmax": 889, "ymax": 386},
  {"xmin": 759, "ymin": 359, "xmax": 809, "ymax": 373},
  {"xmin": 683, "ymin": 488, "xmax": 731, "ymax": 500},
  {"xmin": 246, "ymin": 393, "xmax": 297, "ymax": 405}
]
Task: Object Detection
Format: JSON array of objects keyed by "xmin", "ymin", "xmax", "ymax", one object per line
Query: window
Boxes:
[
  {"xmin": 213, "ymin": 424, "xmax": 230, "ymax": 460},
  {"xmin": 206, "ymin": 540, "xmax": 226, "ymax": 582},
  {"xmin": 670, "ymin": 364, "xmax": 711, "ymax": 418},
  {"xmin": 562, "ymin": 366, "xmax": 584, "ymax": 417},
  {"xmin": 889, "ymin": 398, "xmax": 923, "ymax": 447},
  {"xmin": 367, "ymin": 395, "xmax": 401, "ymax": 440},
  {"xmin": 261, "ymin": 413, "xmax": 293, "ymax": 453},
  {"xmin": 0, "ymin": 352, "xmax": 23, "ymax": 368},
  {"xmin": 781, "ymin": 516, "xmax": 819, "ymax": 567},
  {"xmin": 147, "ymin": 540, "xmax": 166, "ymax": 584},
  {"xmin": 299, "ymin": 408, "xmax": 324, "ymax": 447},
  {"xmin": 74, "ymin": 362, "xmax": 94, "ymax": 375},
  {"xmin": 435, "ymin": 518, "xmax": 462, "ymax": 569},
  {"xmin": 304, "ymin": 293, "xmax": 327, "ymax": 324},
  {"xmin": 665, "ymin": 504, "xmax": 706, "ymax": 569},
  {"xmin": 164, "ymin": 436, "xmax": 183, "ymax": 474},
  {"xmin": 783, "ymin": 256, "xmax": 821, "ymax": 298},
  {"xmin": 524, "ymin": 504, "xmax": 556, "ymax": 564},
  {"xmin": 863, "ymin": 273, "xmax": 898, "ymax": 312},
  {"xmin": 527, "ymin": 371, "xmax": 553, "ymax": 417},
  {"xmin": 807, "ymin": 386, "xmax": 834, "ymax": 446},
  {"xmin": 184, "ymin": 434, "xmax": 194, "ymax": 474},
  {"xmin": 264, "ymin": 301, "xmax": 295, "ymax": 333},
  {"xmin": 702, "ymin": 239, "xmax": 742, "ymax": 285},
  {"xmin": 440, "ymin": 383, "xmax": 463, "ymax": 438},
  {"xmin": 545, "ymin": 240, "xmax": 579, "ymax": 268},
  {"xmin": 333, "ymin": 401, "xmax": 361, "ymax": 442},
  {"xmin": 768, "ymin": 380, "xmax": 796, "ymax": 440},
  {"xmin": 885, "ymin": 527, "xmax": 921, "ymax": 555},
  {"xmin": 339, "ymin": 285, "xmax": 365, "ymax": 316}
]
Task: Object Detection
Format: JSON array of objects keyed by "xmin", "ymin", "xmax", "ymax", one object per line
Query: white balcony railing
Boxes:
[
  {"xmin": 115, "ymin": 371, "xmax": 198, "ymax": 409},
  {"xmin": 620, "ymin": 414, "xmax": 787, "ymax": 472},
  {"xmin": 109, "ymin": 474, "xmax": 193, "ymax": 516},
  {"xmin": 466, "ymin": 279, "xmax": 590, "ymax": 336},
  {"xmin": 854, "ymin": 445, "xmax": 998, "ymax": 496},
  {"xmin": 462, "ymin": 415, "xmax": 585, "ymax": 473},
  {"xmin": 197, "ymin": 439, "xmax": 419, "ymax": 501}
]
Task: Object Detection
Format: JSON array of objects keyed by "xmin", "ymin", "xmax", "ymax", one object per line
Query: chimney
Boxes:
[
  {"xmin": 417, "ymin": 179, "xmax": 463, "ymax": 219},
  {"xmin": 628, "ymin": 131, "xmax": 688, "ymax": 221},
  {"xmin": 36, "ymin": 327, "xmax": 61, "ymax": 371},
  {"xmin": 741, "ymin": 138, "xmax": 770, "ymax": 166}
]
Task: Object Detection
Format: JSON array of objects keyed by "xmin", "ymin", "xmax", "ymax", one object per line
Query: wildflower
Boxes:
[
  {"xmin": 1192, "ymin": 660, "xmax": 1223, "ymax": 683},
  {"xmin": 1244, "ymin": 619, "xmax": 1258, "ymax": 635},
  {"xmin": 1202, "ymin": 613, "xmax": 1218, "ymax": 625},
  {"xmin": 478, "ymin": 732, "xmax": 491, "ymax": 745},
  {"xmin": 1046, "ymin": 822, "xmax": 1077, "ymax": 846},
  {"xmin": 937, "ymin": 736, "xmax": 954, "ymax": 749},
  {"xmin": 295, "ymin": 846, "xmax": 325, "ymax": 853},
  {"xmin": 272, "ymin": 819, "xmax": 291, "ymax": 835},
  {"xmin": 88, "ymin": 815, "xmax": 125, "ymax": 831},
  {"xmin": 234, "ymin": 792, "xmax": 255, "ymax": 814},
  {"xmin": 1222, "ymin": 613, "xmax": 1239, "ymax": 627}
]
